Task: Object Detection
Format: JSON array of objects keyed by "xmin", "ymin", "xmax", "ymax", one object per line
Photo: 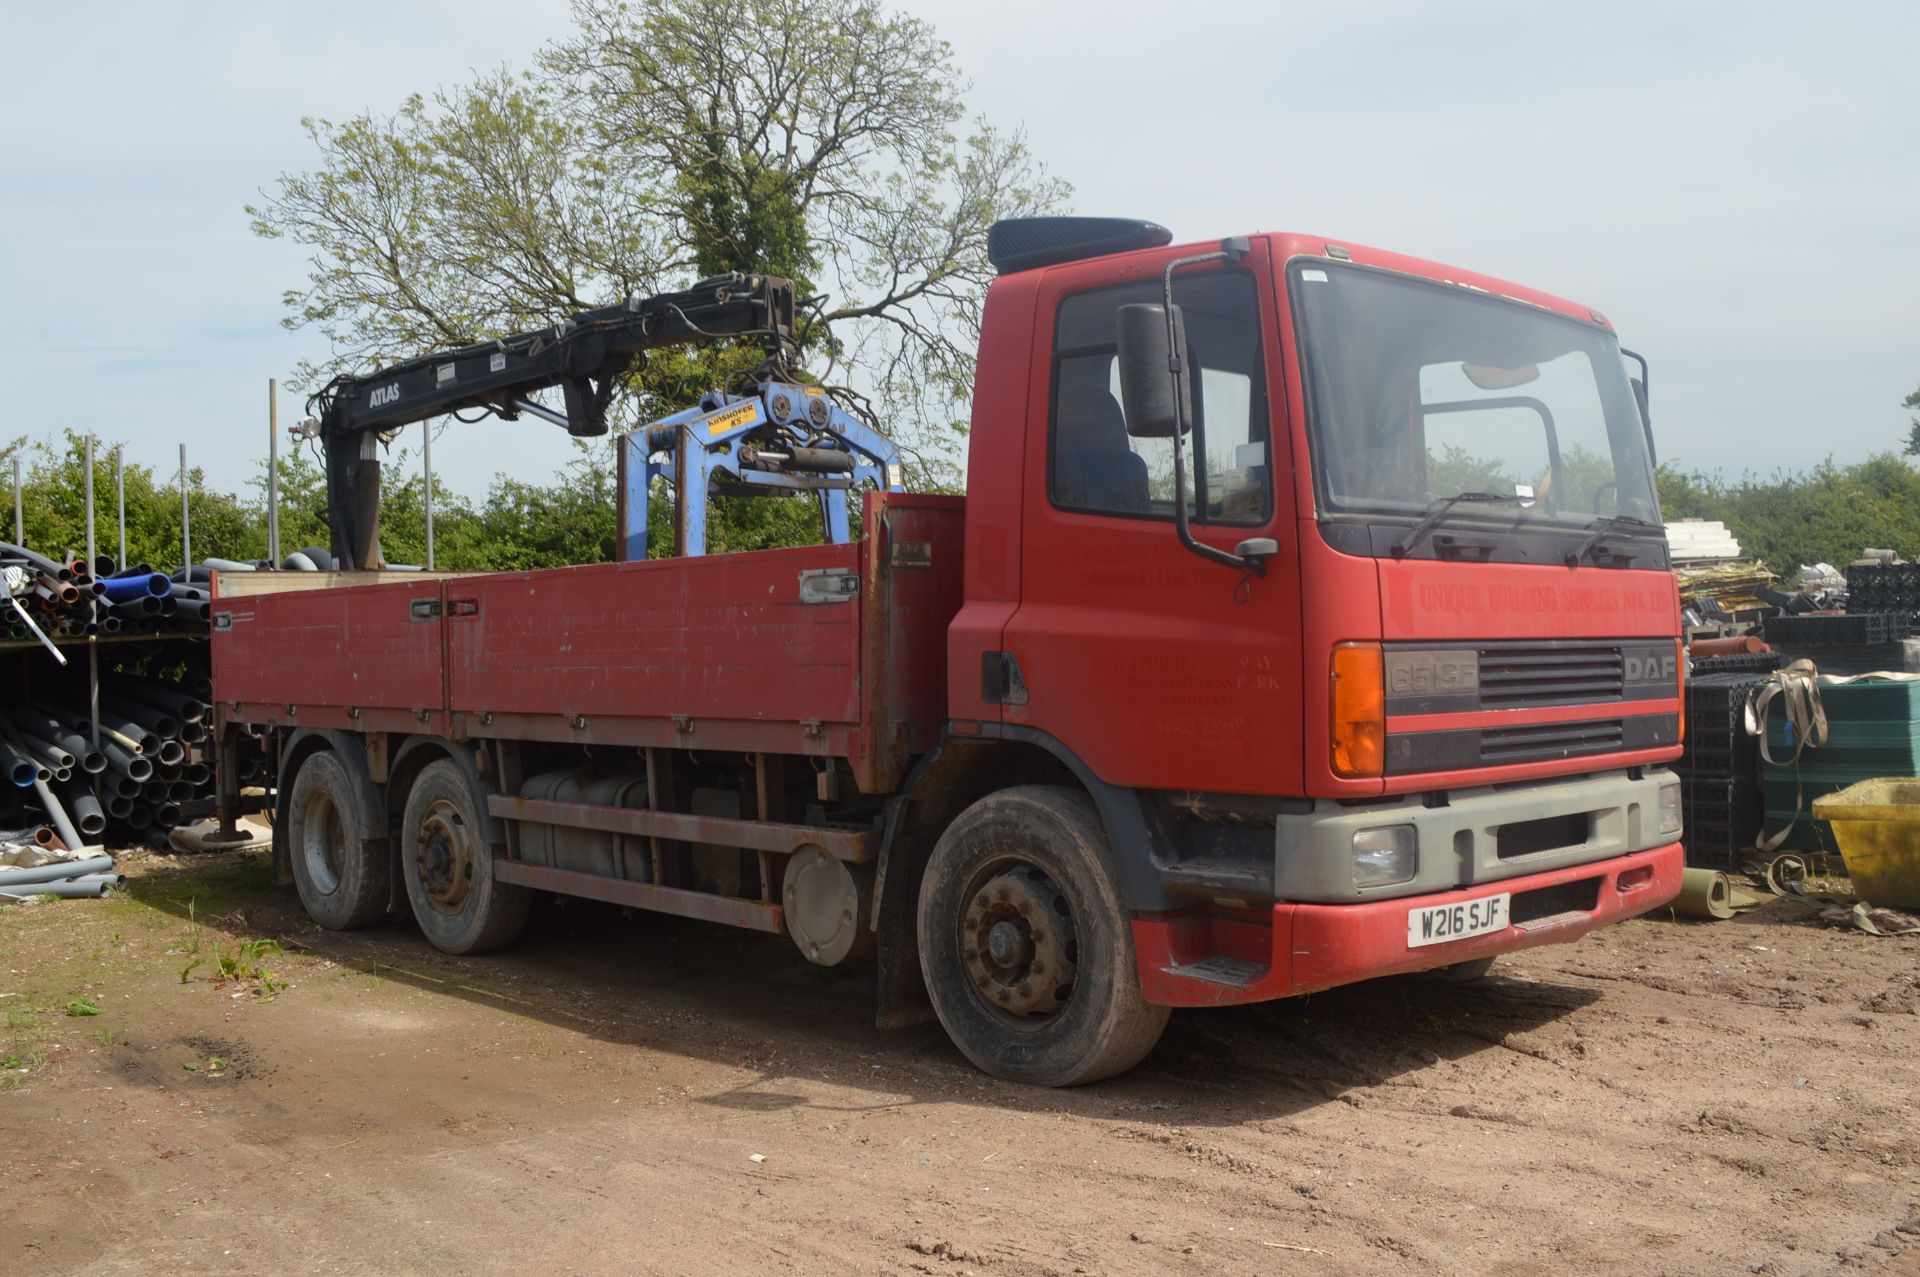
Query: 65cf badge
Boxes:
[{"xmin": 1385, "ymin": 649, "xmax": 1479, "ymax": 697}]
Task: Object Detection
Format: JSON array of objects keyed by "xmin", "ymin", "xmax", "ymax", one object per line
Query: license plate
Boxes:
[{"xmin": 1406, "ymin": 893, "xmax": 1511, "ymax": 948}]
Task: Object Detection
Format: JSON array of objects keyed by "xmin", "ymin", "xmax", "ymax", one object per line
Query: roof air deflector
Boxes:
[{"xmin": 987, "ymin": 217, "xmax": 1174, "ymax": 274}]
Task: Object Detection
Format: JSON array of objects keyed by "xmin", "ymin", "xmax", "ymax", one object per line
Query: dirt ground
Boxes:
[{"xmin": 3, "ymin": 851, "xmax": 1919, "ymax": 1277}]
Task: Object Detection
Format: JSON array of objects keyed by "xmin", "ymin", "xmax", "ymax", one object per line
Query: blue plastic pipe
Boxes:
[{"xmin": 101, "ymin": 572, "xmax": 171, "ymax": 603}]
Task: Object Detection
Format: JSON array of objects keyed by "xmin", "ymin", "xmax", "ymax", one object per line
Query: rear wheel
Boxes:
[
  {"xmin": 400, "ymin": 760, "xmax": 531, "ymax": 955},
  {"xmin": 916, "ymin": 785, "xmax": 1169, "ymax": 1086},
  {"xmin": 286, "ymin": 750, "xmax": 389, "ymax": 930}
]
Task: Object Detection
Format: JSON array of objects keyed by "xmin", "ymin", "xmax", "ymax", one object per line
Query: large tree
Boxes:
[
  {"xmin": 249, "ymin": 0, "xmax": 1065, "ymax": 486},
  {"xmin": 1905, "ymin": 384, "xmax": 1920, "ymax": 457}
]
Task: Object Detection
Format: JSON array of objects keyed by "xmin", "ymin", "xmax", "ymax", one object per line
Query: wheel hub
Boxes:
[
  {"xmin": 986, "ymin": 918, "xmax": 1029, "ymax": 968},
  {"xmin": 961, "ymin": 865, "xmax": 1078, "ymax": 1016},
  {"xmin": 416, "ymin": 800, "xmax": 473, "ymax": 914}
]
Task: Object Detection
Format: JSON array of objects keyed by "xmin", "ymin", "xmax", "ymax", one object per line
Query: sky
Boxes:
[{"xmin": 1, "ymin": 0, "xmax": 1915, "ymax": 503}]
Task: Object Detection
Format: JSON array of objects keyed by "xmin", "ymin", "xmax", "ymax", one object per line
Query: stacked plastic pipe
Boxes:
[
  {"xmin": 0, "ymin": 543, "xmax": 311, "ymax": 847},
  {"xmin": 0, "ymin": 673, "xmax": 235, "ymax": 846},
  {"xmin": 0, "ymin": 541, "xmax": 213, "ymax": 641}
]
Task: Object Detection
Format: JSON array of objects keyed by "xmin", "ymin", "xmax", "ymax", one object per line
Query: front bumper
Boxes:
[
  {"xmin": 1132, "ymin": 840, "xmax": 1683, "ymax": 1007},
  {"xmin": 1273, "ymin": 766, "xmax": 1681, "ymax": 902}
]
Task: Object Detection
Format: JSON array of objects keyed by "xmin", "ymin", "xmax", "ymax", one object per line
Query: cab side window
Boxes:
[{"xmin": 1049, "ymin": 270, "xmax": 1271, "ymax": 524}]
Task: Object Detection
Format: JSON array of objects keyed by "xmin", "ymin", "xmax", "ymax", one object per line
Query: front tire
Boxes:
[
  {"xmin": 1439, "ymin": 956, "xmax": 1497, "ymax": 983},
  {"xmin": 400, "ymin": 760, "xmax": 531, "ymax": 955},
  {"xmin": 916, "ymin": 785, "xmax": 1169, "ymax": 1086}
]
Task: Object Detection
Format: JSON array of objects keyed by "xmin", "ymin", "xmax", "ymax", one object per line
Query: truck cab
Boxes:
[{"xmin": 913, "ymin": 220, "xmax": 1683, "ymax": 1068}]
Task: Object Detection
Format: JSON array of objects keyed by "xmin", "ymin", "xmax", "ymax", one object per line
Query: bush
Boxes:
[{"xmin": 1658, "ymin": 455, "xmax": 1920, "ymax": 573}]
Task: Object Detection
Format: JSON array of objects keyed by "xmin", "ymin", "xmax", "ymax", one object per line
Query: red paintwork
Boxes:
[
  {"xmin": 211, "ymin": 575, "xmax": 451, "ymax": 734},
  {"xmin": 947, "ymin": 271, "xmax": 1040, "ymax": 727},
  {"xmin": 998, "ymin": 236, "xmax": 1308, "ymax": 796},
  {"xmin": 214, "ymin": 492, "xmax": 964, "ymax": 795},
  {"xmin": 448, "ymin": 542, "xmax": 861, "ymax": 730},
  {"xmin": 1131, "ymin": 841, "xmax": 1683, "ymax": 1007},
  {"xmin": 1246, "ymin": 236, "xmax": 1683, "ymax": 799},
  {"xmin": 1385, "ymin": 697, "xmax": 1679, "ymax": 734},
  {"xmin": 1377, "ymin": 557, "xmax": 1680, "ymax": 642},
  {"xmin": 1367, "ymin": 746, "xmax": 1684, "ymax": 796},
  {"xmin": 948, "ymin": 231, "xmax": 1679, "ymax": 802}
]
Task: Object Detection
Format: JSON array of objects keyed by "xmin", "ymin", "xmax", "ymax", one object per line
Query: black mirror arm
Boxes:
[
  {"xmin": 1162, "ymin": 238, "xmax": 1265, "ymax": 577},
  {"xmin": 1621, "ymin": 347, "xmax": 1656, "ymax": 467}
]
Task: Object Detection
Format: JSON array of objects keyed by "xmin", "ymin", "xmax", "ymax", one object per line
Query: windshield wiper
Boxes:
[
  {"xmin": 1566, "ymin": 514, "xmax": 1661, "ymax": 567},
  {"xmin": 1392, "ymin": 491, "xmax": 1527, "ymax": 558}
]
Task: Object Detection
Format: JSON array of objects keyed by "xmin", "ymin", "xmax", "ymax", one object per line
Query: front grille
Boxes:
[
  {"xmin": 1511, "ymin": 876, "xmax": 1601, "ymax": 925},
  {"xmin": 1481, "ymin": 719, "xmax": 1624, "ymax": 763},
  {"xmin": 1496, "ymin": 812, "xmax": 1591, "ymax": 859},
  {"xmin": 1478, "ymin": 643, "xmax": 1625, "ymax": 708}
]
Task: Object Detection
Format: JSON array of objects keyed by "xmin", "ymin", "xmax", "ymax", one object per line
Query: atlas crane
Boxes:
[{"xmin": 301, "ymin": 271, "xmax": 901, "ymax": 568}]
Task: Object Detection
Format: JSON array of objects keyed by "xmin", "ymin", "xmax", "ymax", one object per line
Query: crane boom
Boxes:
[{"xmin": 309, "ymin": 273, "xmax": 797, "ymax": 569}]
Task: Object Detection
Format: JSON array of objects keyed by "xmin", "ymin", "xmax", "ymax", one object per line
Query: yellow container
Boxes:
[{"xmin": 1812, "ymin": 779, "xmax": 1920, "ymax": 910}]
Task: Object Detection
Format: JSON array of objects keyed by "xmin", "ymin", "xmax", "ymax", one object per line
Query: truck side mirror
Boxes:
[{"xmin": 1115, "ymin": 302, "xmax": 1192, "ymax": 438}]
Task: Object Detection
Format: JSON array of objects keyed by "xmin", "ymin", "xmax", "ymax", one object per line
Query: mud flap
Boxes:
[{"xmin": 874, "ymin": 815, "xmax": 935, "ymax": 1029}]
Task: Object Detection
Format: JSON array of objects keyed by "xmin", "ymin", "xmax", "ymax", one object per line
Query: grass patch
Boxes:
[{"xmin": 0, "ymin": 850, "xmax": 288, "ymax": 1091}]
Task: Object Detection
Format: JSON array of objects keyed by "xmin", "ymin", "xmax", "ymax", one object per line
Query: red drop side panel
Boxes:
[
  {"xmin": 445, "ymin": 544, "xmax": 863, "ymax": 753},
  {"xmin": 212, "ymin": 576, "xmax": 450, "ymax": 736}
]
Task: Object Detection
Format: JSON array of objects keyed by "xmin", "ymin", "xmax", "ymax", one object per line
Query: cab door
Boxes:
[{"xmin": 1001, "ymin": 240, "xmax": 1305, "ymax": 797}]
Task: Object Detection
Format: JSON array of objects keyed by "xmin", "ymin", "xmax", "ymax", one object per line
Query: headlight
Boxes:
[
  {"xmin": 1352, "ymin": 825, "xmax": 1417, "ymax": 887},
  {"xmin": 1658, "ymin": 782, "xmax": 1683, "ymax": 836}
]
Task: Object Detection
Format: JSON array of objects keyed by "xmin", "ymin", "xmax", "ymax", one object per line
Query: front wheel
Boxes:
[{"xmin": 916, "ymin": 785, "xmax": 1169, "ymax": 1086}]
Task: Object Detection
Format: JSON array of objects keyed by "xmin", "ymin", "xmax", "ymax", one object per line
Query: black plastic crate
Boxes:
[
  {"xmin": 1682, "ymin": 775, "xmax": 1764, "ymax": 870},
  {"xmin": 1685, "ymin": 762, "xmax": 1761, "ymax": 799},
  {"xmin": 1846, "ymin": 562, "xmax": 1920, "ymax": 618},
  {"xmin": 1679, "ymin": 739, "xmax": 1737, "ymax": 777},
  {"xmin": 1763, "ymin": 612, "xmax": 1912, "ymax": 646},
  {"xmin": 1780, "ymin": 642, "xmax": 1911, "ymax": 676},
  {"xmin": 1689, "ymin": 651, "xmax": 1787, "ymax": 677},
  {"xmin": 1683, "ymin": 674, "xmax": 1763, "ymax": 748}
]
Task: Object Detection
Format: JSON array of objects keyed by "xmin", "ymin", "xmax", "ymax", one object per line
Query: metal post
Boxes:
[
  {"xmin": 115, "ymin": 446, "xmax": 126, "ymax": 566},
  {"xmin": 11, "ymin": 456, "xmax": 20, "ymax": 546},
  {"xmin": 85, "ymin": 436, "xmax": 100, "ymax": 752},
  {"xmin": 267, "ymin": 377, "xmax": 280, "ymax": 565},
  {"xmin": 179, "ymin": 443, "xmax": 191, "ymax": 569},
  {"xmin": 84, "ymin": 435, "xmax": 95, "ymax": 568},
  {"xmin": 422, "ymin": 421, "xmax": 435, "ymax": 570}
]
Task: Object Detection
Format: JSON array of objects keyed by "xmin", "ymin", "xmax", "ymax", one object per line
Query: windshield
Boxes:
[{"xmin": 1292, "ymin": 262, "xmax": 1659, "ymax": 529}]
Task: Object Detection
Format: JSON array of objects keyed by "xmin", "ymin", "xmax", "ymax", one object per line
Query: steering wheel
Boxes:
[{"xmin": 1590, "ymin": 481, "xmax": 1619, "ymax": 517}]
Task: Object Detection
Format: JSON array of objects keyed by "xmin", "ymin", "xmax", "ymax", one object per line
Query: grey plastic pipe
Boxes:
[
  {"xmin": 0, "ymin": 873, "xmax": 122, "ymax": 900},
  {"xmin": 0, "ymin": 853, "xmax": 115, "ymax": 886}
]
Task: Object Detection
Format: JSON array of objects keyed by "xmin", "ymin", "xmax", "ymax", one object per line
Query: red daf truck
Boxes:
[{"xmin": 212, "ymin": 217, "xmax": 1686, "ymax": 1085}]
